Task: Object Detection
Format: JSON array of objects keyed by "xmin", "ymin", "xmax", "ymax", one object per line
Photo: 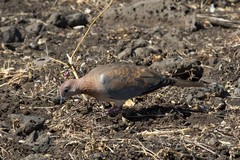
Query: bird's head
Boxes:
[{"xmin": 59, "ymin": 79, "xmax": 80, "ymax": 104}]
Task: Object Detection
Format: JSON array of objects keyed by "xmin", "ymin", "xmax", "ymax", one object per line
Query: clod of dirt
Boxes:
[
  {"xmin": 25, "ymin": 22, "xmax": 45, "ymax": 35},
  {"xmin": 102, "ymin": 0, "xmax": 196, "ymax": 30},
  {"xmin": 46, "ymin": 13, "xmax": 68, "ymax": 28},
  {"xmin": 234, "ymin": 88, "xmax": 240, "ymax": 96},
  {"xmin": 46, "ymin": 12, "xmax": 88, "ymax": 28},
  {"xmin": 150, "ymin": 58, "xmax": 203, "ymax": 80},
  {"xmin": 212, "ymin": 97, "xmax": 226, "ymax": 110},
  {"xmin": 134, "ymin": 47, "xmax": 153, "ymax": 58},
  {"xmin": 24, "ymin": 131, "xmax": 51, "ymax": 152},
  {"xmin": 195, "ymin": 91, "xmax": 207, "ymax": 100},
  {"xmin": 208, "ymin": 83, "xmax": 231, "ymax": 98},
  {"xmin": 1, "ymin": 26, "xmax": 24, "ymax": 43},
  {"xmin": 132, "ymin": 38, "xmax": 148, "ymax": 49},
  {"xmin": 33, "ymin": 56, "xmax": 51, "ymax": 67},
  {"xmin": 66, "ymin": 12, "xmax": 88, "ymax": 27},
  {"xmin": 118, "ymin": 47, "xmax": 133, "ymax": 59},
  {"xmin": 0, "ymin": 120, "xmax": 10, "ymax": 132},
  {"xmin": 8, "ymin": 114, "xmax": 45, "ymax": 136}
]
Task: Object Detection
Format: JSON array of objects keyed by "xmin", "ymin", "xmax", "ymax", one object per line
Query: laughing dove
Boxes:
[{"xmin": 59, "ymin": 63, "xmax": 204, "ymax": 115}]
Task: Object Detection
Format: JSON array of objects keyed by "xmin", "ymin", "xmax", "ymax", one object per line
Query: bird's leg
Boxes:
[
  {"xmin": 108, "ymin": 105, "xmax": 123, "ymax": 116},
  {"xmin": 107, "ymin": 101, "xmax": 124, "ymax": 116}
]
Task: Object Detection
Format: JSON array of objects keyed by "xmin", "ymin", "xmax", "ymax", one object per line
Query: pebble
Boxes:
[
  {"xmin": 66, "ymin": 12, "xmax": 88, "ymax": 27},
  {"xmin": 118, "ymin": 47, "xmax": 132, "ymax": 59},
  {"xmin": 26, "ymin": 22, "xmax": 45, "ymax": 35},
  {"xmin": 46, "ymin": 13, "xmax": 67, "ymax": 28},
  {"xmin": 1, "ymin": 26, "xmax": 24, "ymax": 43}
]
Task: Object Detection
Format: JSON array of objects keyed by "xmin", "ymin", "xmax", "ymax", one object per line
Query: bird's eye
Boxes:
[{"xmin": 64, "ymin": 88, "xmax": 69, "ymax": 93}]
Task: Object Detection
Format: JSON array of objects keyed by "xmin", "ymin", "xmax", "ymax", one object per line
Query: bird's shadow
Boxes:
[{"xmin": 122, "ymin": 104, "xmax": 207, "ymax": 122}]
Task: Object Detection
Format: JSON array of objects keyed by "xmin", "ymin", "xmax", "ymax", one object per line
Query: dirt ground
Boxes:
[{"xmin": 1, "ymin": 0, "xmax": 240, "ymax": 159}]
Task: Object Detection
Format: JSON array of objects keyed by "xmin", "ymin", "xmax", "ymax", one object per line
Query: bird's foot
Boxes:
[{"xmin": 108, "ymin": 106, "xmax": 123, "ymax": 117}]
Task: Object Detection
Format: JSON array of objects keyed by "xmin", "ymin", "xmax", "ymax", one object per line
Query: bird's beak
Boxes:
[{"xmin": 60, "ymin": 96, "xmax": 65, "ymax": 104}]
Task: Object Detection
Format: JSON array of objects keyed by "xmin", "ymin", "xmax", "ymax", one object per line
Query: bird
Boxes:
[{"xmin": 59, "ymin": 63, "xmax": 204, "ymax": 116}]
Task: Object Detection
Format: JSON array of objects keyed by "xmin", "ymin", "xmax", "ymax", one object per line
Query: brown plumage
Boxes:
[{"xmin": 59, "ymin": 63, "xmax": 204, "ymax": 115}]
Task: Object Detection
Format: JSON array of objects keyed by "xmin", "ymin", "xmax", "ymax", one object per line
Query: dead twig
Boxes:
[
  {"xmin": 132, "ymin": 138, "xmax": 160, "ymax": 160},
  {"xmin": 137, "ymin": 128, "xmax": 190, "ymax": 136},
  {"xmin": 70, "ymin": 0, "xmax": 113, "ymax": 60},
  {"xmin": 197, "ymin": 14, "xmax": 240, "ymax": 29},
  {"xmin": 183, "ymin": 138, "xmax": 218, "ymax": 155}
]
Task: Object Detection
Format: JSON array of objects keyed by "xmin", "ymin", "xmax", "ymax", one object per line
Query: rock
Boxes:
[
  {"xmin": 132, "ymin": 38, "xmax": 147, "ymax": 49},
  {"xmin": 118, "ymin": 47, "xmax": 132, "ymax": 59},
  {"xmin": 134, "ymin": 47, "xmax": 153, "ymax": 58},
  {"xmin": 46, "ymin": 13, "xmax": 67, "ymax": 28},
  {"xmin": 46, "ymin": 12, "xmax": 88, "ymax": 28},
  {"xmin": 24, "ymin": 131, "xmax": 51, "ymax": 152},
  {"xmin": 195, "ymin": 91, "xmax": 206, "ymax": 100},
  {"xmin": 213, "ymin": 97, "xmax": 226, "ymax": 110},
  {"xmin": 208, "ymin": 83, "xmax": 231, "ymax": 98},
  {"xmin": 102, "ymin": 0, "xmax": 196, "ymax": 31},
  {"xmin": 8, "ymin": 114, "xmax": 45, "ymax": 136},
  {"xmin": 29, "ymin": 41, "xmax": 40, "ymax": 50},
  {"xmin": 150, "ymin": 58, "xmax": 203, "ymax": 80},
  {"xmin": 234, "ymin": 88, "xmax": 240, "ymax": 96},
  {"xmin": 1, "ymin": 26, "xmax": 24, "ymax": 43},
  {"xmin": 0, "ymin": 120, "xmax": 10, "ymax": 132},
  {"xmin": 1, "ymin": 102, "xmax": 9, "ymax": 112},
  {"xmin": 66, "ymin": 12, "xmax": 88, "ymax": 27},
  {"xmin": 185, "ymin": 94, "xmax": 193, "ymax": 102},
  {"xmin": 116, "ymin": 40, "xmax": 129, "ymax": 53},
  {"xmin": 148, "ymin": 44, "xmax": 162, "ymax": 53},
  {"xmin": 33, "ymin": 56, "xmax": 51, "ymax": 67},
  {"xmin": 147, "ymin": 26, "xmax": 162, "ymax": 34},
  {"xmin": 225, "ymin": 97, "xmax": 240, "ymax": 107},
  {"xmin": 25, "ymin": 22, "xmax": 45, "ymax": 35}
]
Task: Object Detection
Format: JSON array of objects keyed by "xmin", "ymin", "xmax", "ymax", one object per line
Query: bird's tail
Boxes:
[{"xmin": 170, "ymin": 78, "xmax": 205, "ymax": 87}]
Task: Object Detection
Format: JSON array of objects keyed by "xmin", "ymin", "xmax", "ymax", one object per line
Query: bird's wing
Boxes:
[{"xmin": 98, "ymin": 64, "xmax": 176, "ymax": 100}]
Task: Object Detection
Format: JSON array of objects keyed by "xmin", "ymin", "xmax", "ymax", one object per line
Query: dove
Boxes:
[{"xmin": 59, "ymin": 63, "xmax": 204, "ymax": 116}]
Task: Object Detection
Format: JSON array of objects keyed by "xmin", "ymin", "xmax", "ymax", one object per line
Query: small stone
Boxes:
[
  {"xmin": 46, "ymin": 13, "xmax": 67, "ymax": 28},
  {"xmin": 118, "ymin": 47, "xmax": 132, "ymax": 59},
  {"xmin": 185, "ymin": 94, "xmax": 193, "ymax": 102},
  {"xmin": 209, "ymin": 83, "xmax": 230, "ymax": 98},
  {"xmin": 1, "ymin": 26, "xmax": 24, "ymax": 43},
  {"xmin": 208, "ymin": 137, "xmax": 217, "ymax": 146},
  {"xmin": 134, "ymin": 47, "xmax": 153, "ymax": 58},
  {"xmin": 213, "ymin": 97, "xmax": 226, "ymax": 110},
  {"xmin": 234, "ymin": 88, "xmax": 240, "ymax": 96},
  {"xmin": 195, "ymin": 91, "xmax": 206, "ymax": 100},
  {"xmin": 1, "ymin": 103, "xmax": 9, "ymax": 112},
  {"xmin": 66, "ymin": 12, "xmax": 88, "ymax": 27},
  {"xmin": 132, "ymin": 38, "xmax": 147, "ymax": 49},
  {"xmin": 26, "ymin": 22, "xmax": 45, "ymax": 35},
  {"xmin": 151, "ymin": 58, "xmax": 203, "ymax": 80},
  {"xmin": 150, "ymin": 57, "xmax": 179, "ymax": 73},
  {"xmin": 147, "ymin": 26, "xmax": 161, "ymax": 34},
  {"xmin": 29, "ymin": 42, "xmax": 39, "ymax": 50},
  {"xmin": 148, "ymin": 44, "xmax": 162, "ymax": 53},
  {"xmin": 8, "ymin": 114, "xmax": 45, "ymax": 136}
]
